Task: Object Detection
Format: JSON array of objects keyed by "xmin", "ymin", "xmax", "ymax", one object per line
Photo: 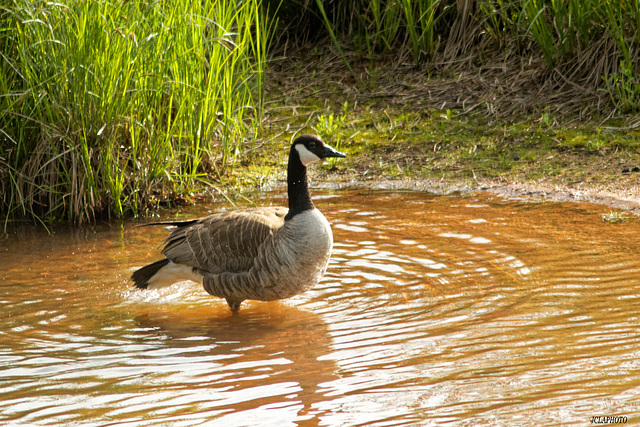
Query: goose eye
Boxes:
[{"xmin": 309, "ymin": 142, "xmax": 316, "ymax": 149}]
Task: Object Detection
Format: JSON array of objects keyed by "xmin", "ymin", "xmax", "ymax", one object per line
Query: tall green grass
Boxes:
[
  {"xmin": 3, "ymin": 0, "xmax": 640, "ymax": 224},
  {"xmin": 0, "ymin": 0, "xmax": 271, "ymax": 224},
  {"xmin": 511, "ymin": 0, "xmax": 640, "ymax": 111},
  {"xmin": 513, "ymin": 0, "xmax": 633, "ymax": 67},
  {"xmin": 306, "ymin": 0, "xmax": 445, "ymax": 64}
]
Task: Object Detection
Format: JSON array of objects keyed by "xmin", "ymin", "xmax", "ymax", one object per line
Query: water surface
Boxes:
[{"xmin": 2, "ymin": 189, "xmax": 640, "ymax": 426}]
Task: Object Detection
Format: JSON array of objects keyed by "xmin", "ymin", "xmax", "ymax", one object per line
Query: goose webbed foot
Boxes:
[{"xmin": 226, "ymin": 299, "xmax": 243, "ymax": 313}]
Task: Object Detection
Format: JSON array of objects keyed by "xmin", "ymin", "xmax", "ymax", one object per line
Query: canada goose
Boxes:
[{"xmin": 131, "ymin": 134, "xmax": 345, "ymax": 312}]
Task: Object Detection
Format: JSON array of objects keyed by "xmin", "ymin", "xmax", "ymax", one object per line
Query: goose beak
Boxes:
[{"xmin": 323, "ymin": 144, "xmax": 346, "ymax": 158}]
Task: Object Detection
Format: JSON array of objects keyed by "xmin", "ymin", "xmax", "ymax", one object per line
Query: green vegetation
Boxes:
[
  {"xmin": 602, "ymin": 210, "xmax": 638, "ymax": 224},
  {"xmin": 2, "ymin": 0, "xmax": 640, "ymax": 225},
  {"xmin": 1, "ymin": 0, "xmax": 270, "ymax": 224},
  {"xmin": 258, "ymin": 98, "xmax": 640, "ymax": 195},
  {"xmin": 296, "ymin": 0, "xmax": 640, "ymax": 112}
]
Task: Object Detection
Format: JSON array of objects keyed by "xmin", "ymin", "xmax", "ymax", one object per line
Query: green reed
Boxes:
[
  {"xmin": 513, "ymin": 0, "xmax": 639, "ymax": 110},
  {"xmin": 0, "ymin": 0, "xmax": 270, "ymax": 224},
  {"xmin": 360, "ymin": 0, "xmax": 443, "ymax": 64},
  {"xmin": 513, "ymin": 0, "xmax": 607, "ymax": 66},
  {"xmin": 291, "ymin": 0, "xmax": 444, "ymax": 66},
  {"xmin": 3, "ymin": 0, "xmax": 640, "ymax": 225}
]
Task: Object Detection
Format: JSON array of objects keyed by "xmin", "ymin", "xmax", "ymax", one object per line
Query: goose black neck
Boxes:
[{"xmin": 285, "ymin": 147, "xmax": 314, "ymax": 220}]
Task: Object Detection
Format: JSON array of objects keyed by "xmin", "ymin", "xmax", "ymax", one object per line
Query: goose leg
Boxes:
[{"xmin": 226, "ymin": 299, "xmax": 243, "ymax": 313}]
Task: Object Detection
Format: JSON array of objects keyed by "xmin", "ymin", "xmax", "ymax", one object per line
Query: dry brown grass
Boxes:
[
  {"xmin": 268, "ymin": 0, "xmax": 640, "ymax": 128},
  {"xmin": 269, "ymin": 41, "xmax": 640, "ymax": 126}
]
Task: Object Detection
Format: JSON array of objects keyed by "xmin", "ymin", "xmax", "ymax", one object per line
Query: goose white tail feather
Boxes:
[{"xmin": 146, "ymin": 261, "xmax": 203, "ymax": 290}]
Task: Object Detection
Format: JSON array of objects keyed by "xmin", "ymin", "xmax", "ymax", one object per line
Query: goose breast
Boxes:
[{"xmin": 272, "ymin": 208, "xmax": 334, "ymax": 292}]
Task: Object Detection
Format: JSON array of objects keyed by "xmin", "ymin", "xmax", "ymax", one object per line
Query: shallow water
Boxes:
[{"xmin": 2, "ymin": 189, "xmax": 640, "ymax": 426}]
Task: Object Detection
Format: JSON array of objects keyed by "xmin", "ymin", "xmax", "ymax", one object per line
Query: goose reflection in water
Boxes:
[{"xmin": 134, "ymin": 302, "xmax": 338, "ymax": 424}]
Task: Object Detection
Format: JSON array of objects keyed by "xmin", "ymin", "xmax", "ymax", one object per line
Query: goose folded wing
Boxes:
[{"xmin": 160, "ymin": 207, "xmax": 287, "ymax": 274}]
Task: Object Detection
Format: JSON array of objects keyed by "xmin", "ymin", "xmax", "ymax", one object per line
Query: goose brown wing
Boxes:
[{"xmin": 161, "ymin": 207, "xmax": 287, "ymax": 273}]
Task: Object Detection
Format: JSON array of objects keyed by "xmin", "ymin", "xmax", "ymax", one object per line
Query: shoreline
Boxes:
[{"xmin": 315, "ymin": 174, "xmax": 640, "ymax": 212}]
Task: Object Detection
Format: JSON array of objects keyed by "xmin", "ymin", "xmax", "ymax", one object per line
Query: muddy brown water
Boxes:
[{"xmin": 1, "ymin": 189, "xmax": 640, "ymax": 426}]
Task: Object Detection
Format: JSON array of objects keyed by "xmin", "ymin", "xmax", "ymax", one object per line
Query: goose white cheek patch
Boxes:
[{"xmin": 295, "ymin": 144, "xmax": 322, "ymax": 166}]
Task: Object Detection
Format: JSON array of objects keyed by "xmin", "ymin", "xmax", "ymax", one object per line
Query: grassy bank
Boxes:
[
  {"xmin": 2, "ymin": 0, "xmax": 640, "ymax": 225},
  {"xmin": 255, "ymin": 92, "xmax": 640, "ymax": 213},
  {"xmin": 1, "ymin": 0, "xmax": 269, "ymax": 225}
]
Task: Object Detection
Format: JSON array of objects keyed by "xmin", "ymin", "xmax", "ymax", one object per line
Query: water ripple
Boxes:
[{"xmin": 2, "ymin": 190, "xmax": 640, "ymax": 425}]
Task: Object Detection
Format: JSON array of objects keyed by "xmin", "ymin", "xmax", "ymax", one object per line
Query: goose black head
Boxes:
[{"xmin": 292, "ymin": 134, "xmax": 346, "ymax": 167}]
